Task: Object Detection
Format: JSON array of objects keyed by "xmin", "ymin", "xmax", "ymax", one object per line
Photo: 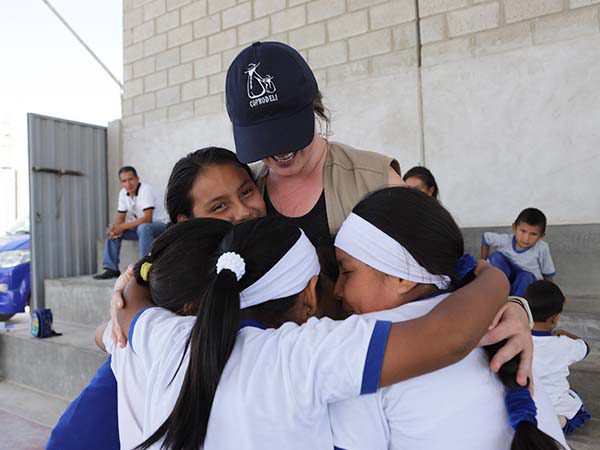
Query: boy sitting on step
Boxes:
[
  {"xmin": 526, "ymin": 280, "xmax": 592, "ymax": 435},
  {"xmin": 481, "ymin": 208, "xmax": 555, "ymax": 296}
]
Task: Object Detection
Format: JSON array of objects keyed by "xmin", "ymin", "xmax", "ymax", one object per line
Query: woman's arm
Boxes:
[{"xmin": 379, "ymin": 262, "xmax": 508, "ymax": 387}]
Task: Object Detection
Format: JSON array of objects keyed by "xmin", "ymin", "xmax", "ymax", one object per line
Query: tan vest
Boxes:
[{"xmin": 254, "ymin": 141, "xmax": 397, "ymax": 235}]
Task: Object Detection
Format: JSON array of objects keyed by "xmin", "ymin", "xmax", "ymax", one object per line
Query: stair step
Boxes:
[
  {"xmin": 45, "ymin": 275, "xmax": 114, "ymax": 327},
  {"xmin": 96, "ymin": 238, "xmax": 140, "ymax": 274},
  {"xmin": 0, "ymin": 381, "xmax": 69, "ymax": 450},
  {"xmin": 0, "ymin": 380, "xmax": 69, "ymax": 428},
  {"xmin": 0, "ymin": 313, "xmax": 107, "ymax": 400},
  {"xmin": 567, "ymin": 418, "xmax": 600, "ymax": 450}
]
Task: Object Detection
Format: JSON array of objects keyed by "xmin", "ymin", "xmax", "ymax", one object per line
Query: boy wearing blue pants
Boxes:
[
  {"xmin": 481, "ymin": 208, "xmax": 555, "ymax": 296},
  {"xmin": 526, "ymin": 280, "xmax": 591, "ymax": 435}
]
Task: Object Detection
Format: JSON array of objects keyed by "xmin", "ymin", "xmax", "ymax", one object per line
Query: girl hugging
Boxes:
[{"xmin": 98, "ymin": 186, "xmax": 568, "ymax": 450}]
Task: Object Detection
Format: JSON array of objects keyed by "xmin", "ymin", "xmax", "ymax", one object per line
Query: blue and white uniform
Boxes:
[
  {"xmin": 103, "ymin": 229, "xmax": 392, "ymax": 449},
  {"xmin": 111, "ymin": 307, "xmax": 390, "ymax": 450},
  {"xmin": 532, "ymin": 331, "xmax": 590, "ymax": 419},
  {"xmin": 330, "ymin": 293, "xmax": 569, "ymax": 450},
  {"xmin": 102, "ymin": 322, "xmax": 146, "ymax": 450},
  {"xmin": 483, "ymin": 232, "xmax": 556, "ymax": 280}
]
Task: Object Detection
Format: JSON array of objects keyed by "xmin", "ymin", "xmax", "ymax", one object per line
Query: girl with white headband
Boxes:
[
  {"xmin": 111, "ymin": 214, "xmax": 509, "ymax": 450},
  {"xmin": 330, "ymin": 186, "xmax": 568, "ymax": 450}
]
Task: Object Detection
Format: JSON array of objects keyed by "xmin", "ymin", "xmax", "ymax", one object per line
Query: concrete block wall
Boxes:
[
  {"xmin": 122, "ymin": 0, "xmax": 422, "ymax": 128},
  {"xmin": 119, "ymin": 0, "xmax": 600, "ymax": 227}
]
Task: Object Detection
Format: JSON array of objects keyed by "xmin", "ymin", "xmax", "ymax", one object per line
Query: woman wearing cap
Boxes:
[{"xmin": 225, "ymin": 41, "xmax": 403, "ymax": 246}]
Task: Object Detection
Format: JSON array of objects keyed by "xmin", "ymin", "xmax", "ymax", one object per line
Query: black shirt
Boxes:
[{"xmin": 264, "ymin": 189, "xmax": 330, "ymax": 247}]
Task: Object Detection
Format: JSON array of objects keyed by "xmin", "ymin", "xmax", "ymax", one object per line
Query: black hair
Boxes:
[
  {"xmin": 525, "ymin": 280, "xmax": 565, "ymax": 322},
  {"xmin": 353, "ymin": 187, "xmax": 563, "ymax": 450},
  {"xmin": 353, "ymin": 187, "xmax": 462, "ymax": 285},
  {"xmin": 165, "ymin": 147, "xmax": 255, "ymax": 223},
  {"xmin": 482, "ymin": 341, "xmax": 565, "ymax": 450},
  {"xmin": 402, "ymin": 166, "xmax": 439, "ymax": 199},
  {"xmin": 132, "ymin": 218, "xmax": 233, "ymax": 315},
  {"xmin": 515, "ymin": 208, "xmax": 547, "ymax": 234},
  {"xmin": 118, "ymin": 165, "xmax": 138, "ymax": 178},
  {"xmin": 137, "ymin": 216, "xmax": 311, "ymax": 450}
]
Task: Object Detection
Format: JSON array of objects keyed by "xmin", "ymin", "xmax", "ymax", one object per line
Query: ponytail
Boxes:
[
  {"xmin": 133, "ymin": 255, "xmax": 153, "ymax": 287},
  {"xmin": 137, "ymin": 268, "xmax": 241, "ymax": 450},
  {"xmin": 453, "ymin": 255, "xmax": 564, "ymax": 449},
  {"xmin": 483, "ymin": 341, "xmax": 565, "ymax": 449}
]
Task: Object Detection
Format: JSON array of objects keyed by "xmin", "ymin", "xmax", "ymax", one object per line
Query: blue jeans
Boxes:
[
  {"xmin": 488, "ymin": 252, "xmax": 536, "ymax": 297},
  {"xmin": 102, "ymin": 222, "xmax": 166, "ymax": 271}
]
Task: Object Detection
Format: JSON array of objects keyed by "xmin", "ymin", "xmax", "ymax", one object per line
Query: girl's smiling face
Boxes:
[
  {"xmin": 184, "ymin": 163, "xmax": 266, "ymax": 224},
  {"xmin": 334, "ymin": 248, "xmax": 400, "ymax": 314}
]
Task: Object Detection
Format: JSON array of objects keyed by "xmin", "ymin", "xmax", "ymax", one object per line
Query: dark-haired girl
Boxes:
[
  {"xmin": 108, "ymin": 215, "xmax": 509, "ymax": 449},
  {"xmin": 329, "ymin": 187, "xmax": 568, "ymax": 450},
  {"xmin": 48, "ymin": 148, "xmax": 265, "ymax": 450},
  {"xmin": 403, "ymin": 165, "xmax": 439, "ymax": 198}
]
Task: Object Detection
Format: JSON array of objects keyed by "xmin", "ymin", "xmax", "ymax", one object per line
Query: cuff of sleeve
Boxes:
[
  {"xmin": 129, "ymin": 307, "xmax": 156, "ymax": 354},
  {"xmin": 583, "ymin": 340, "xmax": 590, "ymax": 358},
  {"xmin": 542, "ymin": 272, "xmax": 556, "ymax": 277},
  {"xmin": 142, "ymin": 207, "xmax": 155, "ymax": 211},
  {"xmin": 102, "ymin": 320, "xmax": 114, "ymax": 354},
  {"xmin": 482, "ymin": 234, "xmax": 489, "ymax": 246},
  {"xmin": 360, "ymin": 320, "xmax": 392, "ymax": 395}
]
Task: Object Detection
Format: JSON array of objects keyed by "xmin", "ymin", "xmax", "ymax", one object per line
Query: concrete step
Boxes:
[
  {"xmin": 45, "ymin": 275, "xmax": 114, "ymax": 327},
  {"xmin": 568, "ymin": 343, "xmax": 600, "ymax": 416},
  {"xmin": 567, "ymin": 418, "xmax": 600, "ymax": 450},
  {"xmin": 0, "ymin": 313, "xmax": 106, "ymax": 400},
  {"xmin": 0, "ymin": 381, "xmax": 69, "ymax": 450},
  {"xmin": 559, "ymin": 296, "xmax": 600, "ymax": 342},
  {"xmin": 96, "ymin": 238, "xmax": 139, "ymax": 274}
]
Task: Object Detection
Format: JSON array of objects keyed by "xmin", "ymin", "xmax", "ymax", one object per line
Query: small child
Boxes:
[
  {"xmin": 526, "ymin": 280, "xmax": 592, "ymax": 435},
  {"xmin": 482, "ymin": 207, "xmax": 555, "ymax": 296}
]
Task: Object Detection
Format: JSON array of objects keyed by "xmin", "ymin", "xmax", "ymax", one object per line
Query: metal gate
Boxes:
[{"xmin": 28, "ymin": 114, "xmax": 108, "ymax": 309}]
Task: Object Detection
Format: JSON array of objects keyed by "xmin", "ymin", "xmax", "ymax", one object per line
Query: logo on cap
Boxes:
[{"xmin": 245, "ymin": 62, "xmax": 278, "ymax": 108}]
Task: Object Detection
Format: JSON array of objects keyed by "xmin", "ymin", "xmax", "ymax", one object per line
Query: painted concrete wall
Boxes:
[{"xmin": 120, "ymin": 0, "xmax": 600, "ymax": 227}]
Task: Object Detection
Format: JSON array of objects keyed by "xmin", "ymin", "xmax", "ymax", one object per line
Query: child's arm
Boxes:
[
  {"xmin": 379, "ymin": 262, "xmax": 509, "ymax": 387},
  {"xmin": 95, "ymin": 320, "xmax": 109, "ymax": 352},
  {"xmin": 115, "ymin": 277, "xmax": 154, "ymax": 340},
  {"xmin": 540, "ymin": 243, "xmax": 556, "ymax": 282},
  {"xmin": 553, "ymin": 328, "xmax": 581, "ymax": 340},
  {"xmin": 481, "ymin": 234, "xmax": 490, "ymax": 260}
]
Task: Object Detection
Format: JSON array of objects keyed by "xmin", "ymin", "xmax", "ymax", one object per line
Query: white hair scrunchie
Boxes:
[{"xmin": 216, "ymin": 252, "xmax": 246, "ymax": 281}]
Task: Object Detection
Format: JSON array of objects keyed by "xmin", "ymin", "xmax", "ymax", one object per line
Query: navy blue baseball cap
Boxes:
[{"xmin": 226, "ymin": 41, "xmax": 319, "ymax": 164}]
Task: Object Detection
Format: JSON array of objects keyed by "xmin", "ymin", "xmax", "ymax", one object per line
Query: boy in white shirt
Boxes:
[
  {"xmin": 482, "ymin": 207, "xmax": 555, "ymax": 296},
  {"xmin": 526, "ymin": 280, "xmax": 592, "ymax": 435}
]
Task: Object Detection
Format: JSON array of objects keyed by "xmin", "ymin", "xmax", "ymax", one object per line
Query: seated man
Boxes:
[{"xmin": 94, "ymin": 166, "xmax": 167, "ymax": 280}]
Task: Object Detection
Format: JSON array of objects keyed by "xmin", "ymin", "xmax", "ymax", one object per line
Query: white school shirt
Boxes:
[
  {"xmin": 483, "ymin": 232, "xmax": 555, "ymax": 280},
  {"xmin": 330, "ymin": 293, "xmax": 570, "ymax": 450},
  {"xmin": 532, "ymin": 331, "xmax": 590, "ymax": 418},
  {"xmin": 117, "ymin": 183, "xmax": 168, "ymax": 223},
  {"xmin": 102, "ymin": 321, "xmax": 146, "ymax": 450},
  {"xmin": 128, "ymin": 307, "xmax": 391, "ymax": 450}
]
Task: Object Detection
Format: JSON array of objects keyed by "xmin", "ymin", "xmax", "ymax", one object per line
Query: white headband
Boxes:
[
  {"xmin": 335, "ymin": 213, "xmax": 451, "ymax": 289},
  {"xmin": 238, "ymin": 229, "xmax": 320, "ymax": 309}
]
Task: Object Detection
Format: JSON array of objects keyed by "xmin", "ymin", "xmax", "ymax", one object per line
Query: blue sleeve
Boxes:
[
  {"xmin": 46, "ymin": 357, "xmax": 119, "ymax": 450},
  {"xmin": 360, "ymin": 320, "xmax": 392, "ymax": 395}
]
